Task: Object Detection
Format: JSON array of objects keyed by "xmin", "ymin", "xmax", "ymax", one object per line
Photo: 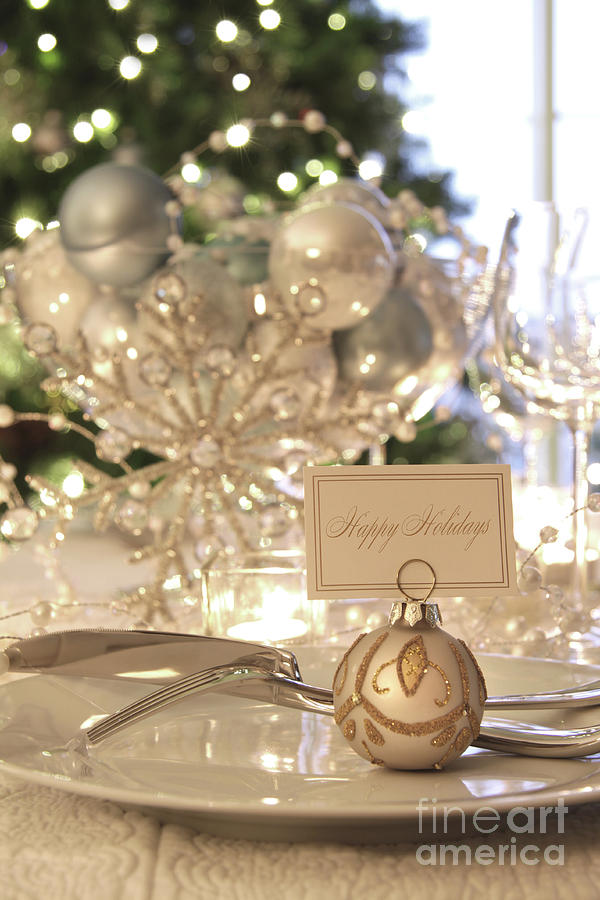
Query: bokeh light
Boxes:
[
  {"xmin": 119, "ymin": 56, "xmax": 142, "ymax": 79},
  {"xmin": 37, "ymin": 33, "xmax": 57, "ymax": 52},
  {"xmin": 216, "ymin": 20, "xmax": 238, "ymax": 42}
]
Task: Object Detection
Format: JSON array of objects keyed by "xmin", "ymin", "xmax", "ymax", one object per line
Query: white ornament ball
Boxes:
[
  {"xmin": 333, "ymin": 617, "xmax": 486, "ymax": 770},
  {"xmin": 14, "ymin": 228, "xmax": 96, "ymax": 344},
  {"xmin": 268, "ymin": 202, "xmax": 395, "ymax": 331},
  {"xmin": 142, "ymin": 248, "xmax": 249, "ymax": 351},
  {"xmin": 59, "ymin": 163, "xmax": 175, "ymax": 288}
]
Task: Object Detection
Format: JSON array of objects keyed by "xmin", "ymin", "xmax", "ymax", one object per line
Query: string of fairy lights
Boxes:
[{"xmin": 9, "ymin": 0, "xmax": 386, "ymax": 241}]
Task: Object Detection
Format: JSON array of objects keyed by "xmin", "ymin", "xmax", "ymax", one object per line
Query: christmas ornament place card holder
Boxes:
[{"xmin": 303, "ymin": 464, "xmax": 517, "ymax": 601}]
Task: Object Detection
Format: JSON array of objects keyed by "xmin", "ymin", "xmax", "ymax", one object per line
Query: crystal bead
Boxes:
[
  {"xmin": 539, "ymin": 525, "xmax": 559, "ymax": 544},
  {"xmin": 270, "ymin": 111, "xmax": 288, "ymax": 128},
  {"xmin": 336, "ymin": 140, "xmax": 353, "ymax": 159},
  {"xmin": 189, "ymin": 436, "xmax": 221, "ymax": 468},
  {"xmin": 258, "ymin": 503, "xmax": 289, "ymax": 537},
  {"xmin": 23, "ymin": 322, "xmax": 58, "ymax": 355},
  {"xmin": 303, "ymin": 109, "xmax": 326, "ymax": 133},
  {"xmin": 589, "ymin": 493, "xmax": 600, "ymax": 512},
  {"xmin": 557, "ymin": 607, "xmax": 588, "ymax": 637},
  {"xmin": 129, "ymin": 480, "xmax": 151, "ymax": 500},
  {"xmin": 48, "ymin": 413, "xmax": 67, "ymax": 431},
  {"xmin": 517, "ymin": 565, "xmax": 543, "ymax": 594},
  {"xmin": 30, "ymin": 601, "xmax": 52, "ymax": 626},
  {"xmin": 206, "ymin": 344, "xmax": 235, "ymax": 377},
  {"xmin": 139, "ymin": 353, "xmax": 172, "ymax": 387},
  {"xmin": 270, "ymin": 387, "xmax": 301, "ymax": 420},
  {"xmin": 95, "ymin": 428, "xmax": 132, "ymax": 463},
  {"xmin": 545, "ymin": 584, "xmax": 564, "ymax": 604},
  {"xmin": 296, "ymin": 283, "xmax": 326, "ymax": 317},
  {"xmin": 0, "ymin": 405, "xmax": 15, "ymax": 428},
  {"xmin": 117, "ymin": 499, "xmax": 148, "ymax": 534},
  {"xmin": 153, "ymin": 271, "xmax": 186, "ymax": 306},
  {"xmin": 0, "ymin": 506, "xmax": 38, "ymax": 541}
]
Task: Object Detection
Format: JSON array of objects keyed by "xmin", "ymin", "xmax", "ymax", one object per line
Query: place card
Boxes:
[{"xmin": 303, "ymin": 464, "xmax": 517, "ymax": 599}]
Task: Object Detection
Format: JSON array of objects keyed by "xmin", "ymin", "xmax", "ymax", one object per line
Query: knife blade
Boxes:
[{"xmin": 4, "ymin": 628, "xmax": 302, "ymax": 684}]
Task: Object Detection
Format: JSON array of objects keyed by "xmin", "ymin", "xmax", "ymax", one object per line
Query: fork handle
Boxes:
[{"xmin": 83, "ymin": 664, "xmax": 334, "ymax": 746}]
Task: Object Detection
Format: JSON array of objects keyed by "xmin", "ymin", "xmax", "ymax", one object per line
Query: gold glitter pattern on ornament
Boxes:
[
  {"xmin": 356, "ymin": 631, "xmax": 389, "ymax": 692},
  {"xmin": 430, "ymin": 725, "xmax": 456, "ymax": 747},
  {"xmin": 428, "ymin": 661, "xmax": 451, "ymax": 707},
  {"xmin": 397, "ymin": 634, "xmax": 427, "ymax": 696},
  {"xmin": 360, "ymin": 692, "xmax": 466, "ymax": 737},
  {"xmin": 364, "ymin": 718, "xmax": 385, "ymax": 746},
  {"xmin": 435, "ymin": 726, "xmax": 473, "ymax": 770},
  {"xmin": 458, "ymin": 638, "xmax": 488, "ymax": 705},
  {"xmin": 431, "ymin": 643, "xmax": 481, "ymax": 769},
  {"xmin": 335, "ymin": 657, "xmax": 349, "ymax": 696},
  {"xmin": 332, "ymin": 632, "xmax": 365, "ymax": 696},
  {"xmin": 450, "ymin": 641, "xmax": 470, "ymax": 703},
  {"xmin": 372, "ymin": 657, "xmax": 394, "ymax": 694},
  {"xmin": 361, "ymin": 742, "xmax": 385, "ymax": 767},
  {"xmin": 334, "ymin": 694, "xmax": 360, "ymax": 726},
  {"xmin": 343, "ymin": 719, "xmax": 356, "ymax": 740}
]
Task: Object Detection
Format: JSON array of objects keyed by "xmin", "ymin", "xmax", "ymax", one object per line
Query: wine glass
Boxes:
[{"xmin": 493, "ymin": 202, "xmax": 600, "ymax": 603}]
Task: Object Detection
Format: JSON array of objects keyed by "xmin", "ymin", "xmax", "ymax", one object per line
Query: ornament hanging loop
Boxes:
[{"xmin": 390, "ymin": 558, "xmax": 441, "ymax": 628}]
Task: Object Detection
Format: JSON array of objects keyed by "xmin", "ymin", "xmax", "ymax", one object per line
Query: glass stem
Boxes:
[
  {"xmin": 368, "ymin": 442, "xmax": 387, "ymax": 466},
  {"xmin": 570, "ymin": 406, "xmax": 592, "ymax": 603}
]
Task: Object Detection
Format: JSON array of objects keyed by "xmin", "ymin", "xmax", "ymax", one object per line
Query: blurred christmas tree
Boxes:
[
  {"xmin": 0, "ymin": 0, "xmax": 486, "ymax": 484},
  {"xmin": 0, "ymin": 0, "xmax": 464, "ymax": 241}
]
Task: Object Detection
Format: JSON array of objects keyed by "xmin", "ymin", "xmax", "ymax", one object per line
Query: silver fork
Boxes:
[{"xmin": 82, "ymin": 655, "xmax": 600, "ymax": 759}]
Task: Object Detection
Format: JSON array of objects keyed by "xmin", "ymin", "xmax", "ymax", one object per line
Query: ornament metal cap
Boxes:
[{"xmin": 389, "ymin": 558, "xmax": 441, "ymax": 628}]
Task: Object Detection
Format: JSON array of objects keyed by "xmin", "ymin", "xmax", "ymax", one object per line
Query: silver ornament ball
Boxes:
[
  {"xmin": 268, "ymin": 201, "xmax": 395, "ymax": 331},
  {"xmin": 59, "ymin": 163, "xmax": 176, "ymax": 287}
]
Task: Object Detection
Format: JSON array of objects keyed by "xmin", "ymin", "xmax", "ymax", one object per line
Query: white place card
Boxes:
[{"xmin": 303, "ymin": 464, "xmax": 517, "ymax": 599}]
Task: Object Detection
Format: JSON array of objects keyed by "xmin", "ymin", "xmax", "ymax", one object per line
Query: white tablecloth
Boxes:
[{"xmin": 2, "ymin": 769, "xmax": 600, "ymax": 900}]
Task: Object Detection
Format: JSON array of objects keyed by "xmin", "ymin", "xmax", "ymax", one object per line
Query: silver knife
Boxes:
[{"xmin": 4, "ymin": 628, "xmax": 302, "ymax": 684}]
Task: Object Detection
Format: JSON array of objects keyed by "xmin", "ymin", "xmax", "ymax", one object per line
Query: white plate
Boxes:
[{"xmin": 1, "ymin": 649, "xmax": 600, "ymax": 843}]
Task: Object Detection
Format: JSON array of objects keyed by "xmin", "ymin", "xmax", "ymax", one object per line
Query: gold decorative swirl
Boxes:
[
  {"xmin": 431, "ymin": 725, "xmax": 456, "ymax": 747},
  {"xmin": 361, "ymin": 741, "xmax": 385, "ymax": 766},
  {"xmin": 364, "ymin": 718, "xmax": 385, "ymax": 746},
  {"xmin": 457, "ymin": 638, "xmax": 488, "ymax": 705},
  {"xmin": 428, "ymin": 661, "xmax": 451, "ymax": 707},
  {"xmin": 372, "ymin": 658, "xmax": 395, "ymax": 694},
  {"xmin": 332, "ymin": 632, "xmax": 365, "ymax": 696}
]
